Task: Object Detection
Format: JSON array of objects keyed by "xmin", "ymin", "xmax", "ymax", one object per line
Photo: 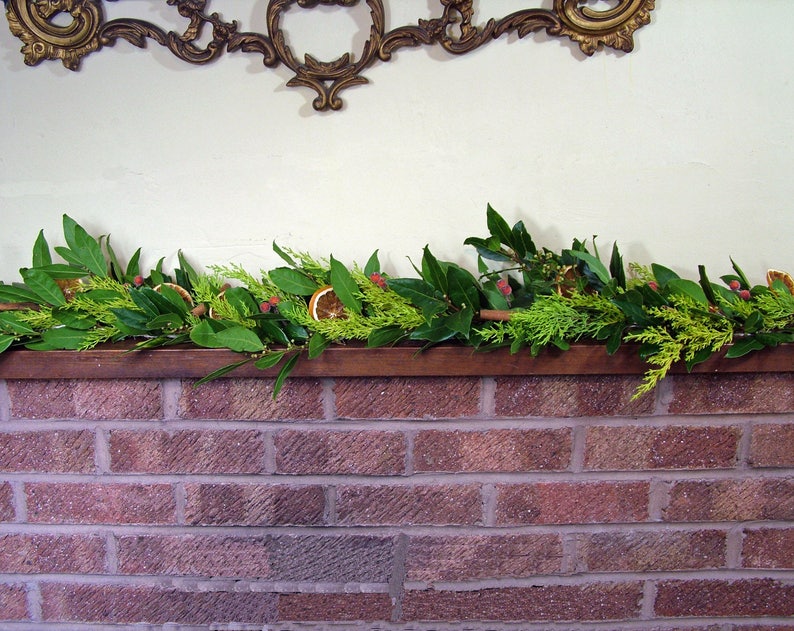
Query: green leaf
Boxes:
[
  {"xmin": 272, "ymin": 241, "xmax": 298, "ymax": 268},
  {"xmin": 364, "ymin": 250, "xmax": 380, "ymax": 277},
  {"xmin": 272, "ymin": 353, "xmax": 300, "ymax": 399},
  {"xmin": 308, "ymin": 332, "xmax": 330, "ymax": 359},
  {"xmin": 52, "ymin": 309, "xmax": 96, "ymax": 330},
  {"xmin": 666, "ymin": 279, "xmax": 708, "ymax": 305},
  {"xmin": 146, "ymin": 313, "xmax": 184, "ymax": 331},
  {"xmin": 224, "ymin": 287, "xmax": 259, "ymax": 317},
  {"xmin": 41, "ymin": 327, "xmax": 89, "ymax": 350},
  {"xmin": 255, "ymin": 351, "xmax": 286, "ymax": 370},
  {"xmin": 367, "ymin": 325, "xmax": 406, "ymax": 347},
  {"xmin": 53, "ymin": 246, "xmax": 85, "ymax": 269},
  {"xmin": 269, "ymin": 267, "xmax": 319, "ymax": 295},
  {"xmin": 567, "ymin": 250, "xmax": 610, "ymax": 286},
  {"xmin": 725, "ymin": 336, "xmax": 765, "ymax": 358},
  {"xmin": 0, "ymin": 283, "xmax": 41, "ymax": 304},
  {"xmin": 193, "ymin": 358, "xmax": 254, "ymax": 386},
  {"xmin": 32, "ymin": 229, "xmax": 52, "ymax": 267},
  {"xmin": 102, "ymin": 235, "xmax": 124, "ymax": 282},
  {"xmin": 463, "ymin": 237, "xmax": 513, "ymax": 263},
  {"xmin": 20, "ymin": 268, "xmax": 66, "ymax": 306},
  {"xmin": 156, "ymin": 284, "xmax": 190, "ymax": 316},
  {"xmin": 408, "ymin": 319, "xmax": 458, "ymax": 344},
  {"xmin": 481, "ymin": 279, "xmax": 511, "ymax": 310},
  {"xmin": 387, "ymin": 278, "xmax": 447, "ymax": 322},
  {"xmin": 446, "ymin": 265, "xmax": 479, "ymax": 311},
  {"xmin": 0, "ymin": 312, "xmax": 36, "ymax": 335},
  {"xmin": 730, "ymin": 257, "xmax": 751, "ymax": 289},
  {"xmin": 129, "ymin": 288, "xmax": 161, "ymax": 318},
  {"xmin": 255, "ymin": 318, "xmax": 291, "ymax": 346},
  {"xmin": 111, "ymin": 308, "xmax": 150, "ymax": 333},
  {"xmin": 329, "ymin": 256, "xmax": 362, "ymax": 315},
  {"xmin": 421, "ymin": 246, "xmax": 447, "ymax": 295},
  {"xmin": 177, "ymin": 250, "xmax": 199, "ymax": 289},
  {"xmin": 34, "ymin": 264, "xmax": 86, "ymax": 280},
  {"xmin": 0, "ymin": 334, "xmax": 15, "ymax": 353},
  {"xmin": 511, "ymin": 220, "xmax": 536, "ymax": 258},
  {"xmin": 610, "ymin": 242, "xmax": 626, "ymax": 289},
  {"xmin": 444, "ymin": 306, "xmax": 474, "ymax": 338},
  {"xmin": 213, "ymin": 325, "xmax": 265, "ymax": 353},
  {"xmin": 685, "ymin": 347, "xmax": 714, "ymax": 371},
  {"xmin": 486, "ymin": 204, "xmax": 514, "ymax": 249},
  {"xmin": 62, "ymin": 215, "xmax": 107, "ymax": 277},
  {"xmin": 125, "ymin": 248, "xmax": 142, "ymax": 280},
  {"xmin": 189, "ymin": 320, "xmax": 225, "ymax": 348},
  {"xmin": 743, "ymin": 311, "xmax": 764, "ymax": 334},
  {"xmin": 698, "ymin": 265, "xmax": 718, "ymax": 305},
  {"xmin": 651, "ymin": 263, "xmax": 680, "ymax": 288}
]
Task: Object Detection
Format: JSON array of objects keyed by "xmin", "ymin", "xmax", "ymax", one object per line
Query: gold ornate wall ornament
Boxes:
[{"xmin": 4, "ymin": 0, "xmax": 655, "ymax": 110}]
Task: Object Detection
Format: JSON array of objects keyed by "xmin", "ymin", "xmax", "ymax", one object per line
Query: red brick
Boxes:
[
  {"xmin": 495, "ymin": 481, "xmax": 649, "ymax": 525},
  {"xmin": 414, "ymin": 429, "xmax": 571, "ymax": 472},
  {"xmin": 750, "ymin": 423, "xmax": 794, "ymax": 467},
  {"xmin": 268, "ymin": 535, "xmax": 395, "ymax": 582},
  {"xmin": 277, "ymin": 593, "xmax": 392, "ymax": 622},
  {"xmin": 334, "ymin": 377, "xmax": 480, "ymax": 419},
  {"xmin": 578, "ymin": 530, "xmax": 726, "ymax": 572},
  {"xmin": 26, "ymin": 482, "xmax": 175, "ymax": 524},
  {"xmin": 179, "ymin": 378, "xmax": 323, "ymax": 420},
  {"xmin": 275, "ymin": 430, "xmax": 405, "ymax": 475},
  {"xmin": 0, "ymin": 584, "xmax": 27, "ymax": 621},
  {"xmin": 668, "ymin": 373, "xmax": 794, "ymax": 415},
  {"xmin": 742, "ymin": 528, "xmax": 794, "ymax": 568},
  {"xmin": 117, "ymin": 534, "xmax": 394, "ymax": 583},
  {"xmin": 401, "ymin": 582, "xmax": 643, "ymax": 622},
  {"xmin": 494, "ymin": 375, "xmax": 653, "ymax": 417},
  {"xmin": 655, "ymin": 578, "xmax": 794, "ymax": 618},
  {"xmin": 0, "ymin": 430, "xmax": 94, "ymax": 473},
  {"xmin": 7, "ymin": 379, "xmax": 162, "ymax": 419},
  {"xmin": 41, "ymin": 583, "xmax": 277, "ymax": 624},
  {"xmin": 109, "ymin": 429, "xmax": 265, "ymax": 474},
  {"xmin": 117, "ymin": 534, "xmax": 271, "ymax": 578},
  {"xmin": 665, "ymin": 478, "xmax": 794, "ymax": 522},
  {"xmin": 183, "ymin": 483, "xmax": 324, "ymax": 526},
  {"xmin": 405, "ymin": 534, "xmax": 563, "ymax": 582},
  {"xmin": 0, "ymin": 482, "xmax": 15, "ymax": 522},
  {"xmin": 584, "ymin": 425, "xmax": 740, "ymax": 470},
  {"xmin": 336, "ymin": 484, "xmax": 481, "ymax": 526},
  {"xmin": 0, "ymin": 534, "xmax": 105, "ymax": 574}
]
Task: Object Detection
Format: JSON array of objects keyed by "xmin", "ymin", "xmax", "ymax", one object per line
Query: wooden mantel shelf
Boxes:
[{"xmin": 0, "ymin": 342, "xmax": 791, "ymax": 380}]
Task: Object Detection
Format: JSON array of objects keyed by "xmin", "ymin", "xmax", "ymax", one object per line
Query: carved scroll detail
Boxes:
[{"xmin": 3, "ymin": 0, "xmax": 655, "ymax": 111}]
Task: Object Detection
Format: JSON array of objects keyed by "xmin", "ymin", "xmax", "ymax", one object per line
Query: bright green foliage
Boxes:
[
  {"xmin": 0, "ymin": 207, "xmax": 791, "ymax": 399},
  {"xmin": 625, "ymin": 294, "xmax": 734, "ymax": 398}
]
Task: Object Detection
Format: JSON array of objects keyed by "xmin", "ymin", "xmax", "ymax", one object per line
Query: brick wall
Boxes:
[{"xmin": 0, "ymin": 371, "xmax": 792, "ymax": 630}]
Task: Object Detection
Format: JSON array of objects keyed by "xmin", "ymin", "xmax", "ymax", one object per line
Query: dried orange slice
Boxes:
[
  {"xmin": 308, "ymin": 285, "xmax": 347, "ymax": 320},
  {"xmin": 767, "ymin": 269, "xmax": 794, "ymax": 295}
]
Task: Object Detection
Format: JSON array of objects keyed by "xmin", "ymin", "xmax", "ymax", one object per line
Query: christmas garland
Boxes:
[{"xmin": 1, "ymin": 206, "xmax": 792, "ymax": 398}]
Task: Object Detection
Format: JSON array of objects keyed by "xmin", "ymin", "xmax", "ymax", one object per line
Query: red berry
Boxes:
[
  {"xmin": 729, "ymin": 280, "xmax": 741, "ymax": 291},
  {"xmin": 496, "ymin": 279, "xmax": 512, "ymax": 296},
  {"xmin": 133, "ymin": 275, "xmax": 144, "ymax": 287},
  {"xmin": 268, "ymin": 296, "xmax": 281, "ymax": 306},
  {"xmin": 738, "ymin": 289, "xmax": 751, "ymax": 301},
  {"xmin": 648, "ymin": 281, "xmax": 659, "ymax": 291},
  {"xmin": 259, "ymin": 301, "xmax": 272, "ymax": 313},
  {"xmin": 369, "ymin": 272, "xmax": 387, "ymax": 289}
]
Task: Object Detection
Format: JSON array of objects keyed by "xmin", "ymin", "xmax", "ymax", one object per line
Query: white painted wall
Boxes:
[{"xmin": 1, "ymin": 1, "xmax": 792, "ymax": 286}]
